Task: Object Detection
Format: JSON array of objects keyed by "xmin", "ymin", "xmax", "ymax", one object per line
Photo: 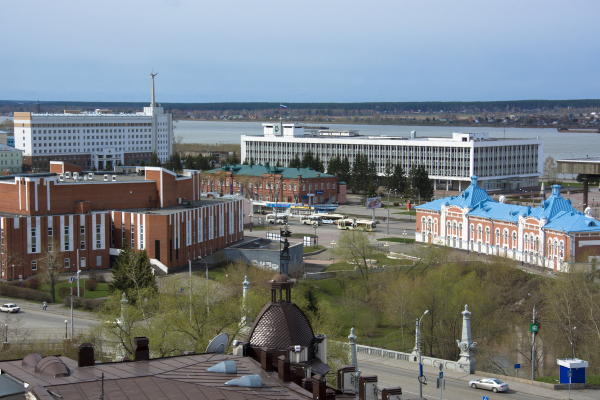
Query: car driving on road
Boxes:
[
  {"xmin": 0, "ymin": 303, "xmax": 20, "ymax": 313},
  {"xmin": 469, "ymin": 378, "xmax": 509, "ymax": 392}
]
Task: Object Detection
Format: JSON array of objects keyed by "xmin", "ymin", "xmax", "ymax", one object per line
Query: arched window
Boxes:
[
  {"xmin": 447, "ymin": 222, "xmax": 451, "ymax": 236},
  {"xmin": 495, "ymin": 229, "xmax": 500, "ymax": 246},
  {"xmin": 433, "ymin": 219, "xmax": 438, "ymax": 235},
  {"xmin": 535, "ymin": 237, "xmax": 539, "ymax": 253},
  {"xmin": 503, "ymin": 229, "xmax": 509, "ymax": 247},
  {"xmin": 421, "ymin": 217, "xmax": 426, "ymax": 232},
  {"xmin": 554, "ymin": 239, "xmax": 559, "ymax": 258},
  {"xmin": 548, "ymin": 239, "xmax": 553, "ymax": 259},
  {"xmin": 513, "ymin": 232, "xmax": 517, "ymax": 249},
  {"xmin": 477, "ymin": 225, "xmax": 482, "ymax": 242},
  {"xmin": 470, "ymin": 224, "xmax": 474, "ymax": 241},
  {"xmin": 485, "ymin": 227, "xmax": 490, "ymax": 244},
  {"xmin": 427, "ymin": 217, "xmax": 432, "ymax": 232},
  {"xmin": 559, "ymin": 241, "xmax": 564, "ymax": 260},
  {"xmin": 453, "ymin": 221, "xmax": 457, "ymax": 236},
  {"xmin": 459, "ymin": 223, "xmax": 463, "ymax": 238}
]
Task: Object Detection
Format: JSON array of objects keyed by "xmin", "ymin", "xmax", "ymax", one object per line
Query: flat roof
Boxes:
[{"xmin": 116, "ymin": 196, "xmax": 236, "ymax": 216}]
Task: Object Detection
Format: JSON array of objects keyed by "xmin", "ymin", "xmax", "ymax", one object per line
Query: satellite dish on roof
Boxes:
[{"xmin": 206, "ymin": 333, "xmax": 229, "ymax": 354}]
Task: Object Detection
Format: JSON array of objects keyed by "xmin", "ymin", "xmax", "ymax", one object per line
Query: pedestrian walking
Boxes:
[{"xmin": 42, "ymin": 301, "xmax": 47, "ymax": 311}]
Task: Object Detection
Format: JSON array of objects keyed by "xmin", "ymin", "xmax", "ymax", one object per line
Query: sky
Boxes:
[{"xmin": 1, "ymin": 0, "xmax": 599, "ymax": 103}]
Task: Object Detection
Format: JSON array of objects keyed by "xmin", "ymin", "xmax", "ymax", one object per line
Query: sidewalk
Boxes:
[
  {"xmin": 0, "ymin": 296, "xmax": 99, "ymax": 322},
  {"xmin": 358, "ymin": 353, "xmax": 599, "ymax": 400}
]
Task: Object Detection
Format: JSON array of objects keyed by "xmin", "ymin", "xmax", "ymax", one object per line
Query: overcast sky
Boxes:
[{"xmin": 2, "ymin": 0, "xmax": 599, "ymax": 103}]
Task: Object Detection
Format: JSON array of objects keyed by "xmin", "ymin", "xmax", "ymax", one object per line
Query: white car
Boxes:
[
  {"xmin": 469, "ymin": 378, "xmax": 509, "ymax": 393},
  {"xmin": 0, "ymin": 303, "xmax": 20, "ymax": 313}
]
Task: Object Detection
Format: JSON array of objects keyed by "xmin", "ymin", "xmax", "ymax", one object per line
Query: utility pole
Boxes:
[
  {"xmin": 189, "ymin": 258, "xmax": 192, "ymax": 324},
  {"xmin": 70, "ymin": 279, "xmax": 74, "ymax": 340},
  {"xmin": 531, "ymin": 298, "xmax": 536, "ymax": 381},
  {"xmin": 387, "ymin": 189, "xmax": 390, "ymax": 235}
]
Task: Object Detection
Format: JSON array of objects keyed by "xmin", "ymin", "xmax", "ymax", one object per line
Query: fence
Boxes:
[{"xmin": 355, "ymin": 344, "xmax": 472, "ymax": 374}]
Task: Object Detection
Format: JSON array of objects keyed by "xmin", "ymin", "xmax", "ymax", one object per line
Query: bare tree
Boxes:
[
  {"xmin": 331, "ymin": 230, "xmax": 380, "ymax": 297},
  {"xmin": 1, "ymin": 250, "xmax": 24, "ymax": 281},
  {"xmin": 37, "ymin": 240, "xmax": 66, "ymax": 303},
  {"xmin": 543, "ymin": 156, "xmax": 558, "ymax": 183}
]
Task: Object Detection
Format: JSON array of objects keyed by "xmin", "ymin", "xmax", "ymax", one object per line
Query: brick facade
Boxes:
[{"xmin": 0, "ymin": 162, "xmax": 243, "ymax": 279}]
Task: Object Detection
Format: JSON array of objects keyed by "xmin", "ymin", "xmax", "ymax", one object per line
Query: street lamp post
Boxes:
[
  {"xmin": 4, "ymin": 323, "xmax": 7, "ymax": 343},
  {"xmin": 571, "ymin": 326, "xmax": 577, "ymax": 360},
  {"xmin": 528, "ymin": 293, "xmax": 536, "ymax": 380},
  {"xmin": 403, "ymin": 230, "xmax": 407, "ymax": 244},
  {"xmin": 417, "ymin": 310, "xmax": 429, "ymax": 398},
  {"xmin": 64, "ymin": 320, "xmax": 68, "ymax": 339},
  {"xmin": 11, "ymin": 264, "xmax": 14, "ymax": 281}
]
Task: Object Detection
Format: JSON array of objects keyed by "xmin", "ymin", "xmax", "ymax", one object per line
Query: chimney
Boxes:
[
  {"xmin": 133, "ymin": 337, "xmax": 150, "ymax": 361},
  {"xmin": 359, "ymin": 376, "xmax": 378, "ymax": 400},
  {"xmin": 260, "ymin": 347, "xmax": 273, "ymax": 372},
  {"xmin": 312, "ymin": 374, "xmax": 327, "ymax": 400},
  {"xmin": 381, "ymin": 387, "xmax": 403, "ymax": 400},
  {"xmin": 302, "ymin": 378, "xmax": 314, "ymax": 393},
  {"xmin": 77, "ymin": 342, "xmax": 94, "ymax": 367},
  {"xmin": 294, "ymin": 365, "xmax": 306, "ymax": 386},
  {"xmin": 277, "ymin": 355, "xmax": 291, "ymax": 382}
]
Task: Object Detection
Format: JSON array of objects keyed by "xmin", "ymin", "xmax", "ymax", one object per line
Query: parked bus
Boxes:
[
  {"xmin": 337, "ymin": 219, "xmax": 376, "ymax": 232},
  {"xmin": 300, "ymin": 215, "xmax": 322, "ymax": 226},
  {"xmin": 266, "ymin": 214, "xmax": 288, "ymax": 224},
  {"xmin": 317, "ymin": 213, "xmax": 345, "ymax": 223}
]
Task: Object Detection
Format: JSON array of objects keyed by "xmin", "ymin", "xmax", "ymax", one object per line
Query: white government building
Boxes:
[
  {"xmin": 241, "ymin": 123, "xmax": 543, "ymax": 191},
  {"xmin": 13, "ymin": 75, "xmax": 172, "ymax": 171}
]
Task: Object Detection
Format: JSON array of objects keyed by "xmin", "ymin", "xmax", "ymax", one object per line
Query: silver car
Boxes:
[{"xmin": 469, "ymin": 378, "xmax": 509, "ymax": 393}]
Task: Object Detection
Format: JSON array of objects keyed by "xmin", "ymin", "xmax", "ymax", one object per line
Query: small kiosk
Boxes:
[{"xmin": 557, "ymin": 358, "xmax": 588, "ymax": 385}]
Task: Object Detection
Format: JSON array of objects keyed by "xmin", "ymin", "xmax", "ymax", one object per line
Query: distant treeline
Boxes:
[{"xmin": 3, "ymin": 99, "xmax": 600, "ymax": 114}]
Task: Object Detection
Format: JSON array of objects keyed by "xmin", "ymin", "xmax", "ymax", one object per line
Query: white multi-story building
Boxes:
[
  {"xmin": 13, "ymin": 76, "xmax": 172, "ymax": 171},
  {"xmin": 242, "ymin": 123, "xmax": 543, "ymax": 191}
]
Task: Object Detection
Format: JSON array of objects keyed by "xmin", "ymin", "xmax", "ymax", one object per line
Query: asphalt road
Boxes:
[
  {"xmin": 0, "ymin": 298, "xmax": 97, "ymax": 340},
  {"xmin": 359, "ymin": 360, "xmax": 546, "ymax": 400}
]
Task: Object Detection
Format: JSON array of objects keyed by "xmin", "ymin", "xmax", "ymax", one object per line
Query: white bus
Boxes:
[
  {"xmin": 266, "ymin": 214, "xmax": 288, "ymax": 224},
  {"xmin": 300, "ymin": 215, "xmax": 322, "ymax": 226},
  {"xmin": 318, "ymin": 213, "xmax": 345, "ymax": 223},
  {"xmin": 337, "ymin": 219, "xmax": 376, "ymax": 232}
]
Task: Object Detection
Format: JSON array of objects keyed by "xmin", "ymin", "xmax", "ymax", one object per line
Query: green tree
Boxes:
[
  {"xmin": 408, "ymin": 164, "xmax": 434, "ymax": 202},
  {"xmin": 289, "ymin": 153, "xmax": 301, "ymax": 168},
  {"xmin": 301, "ymin": 150, "xmax": 315, "ymax": 169},
  {"xmin": 326, "ymin": 156, "xmax": 341, "ymax": 176},
  {"xmin": 227, "ymin": 151, "xmax": 240, "ymax": 165},
  {"xmin": 384, "ymin": 159, "xmax": 393, "ymax": 190},
  {"xmin": 149, "ymin": 152, "xmax": 161, "ymax": 167},
  {"xmin": 339, "ymin": 156, "xmax": 351, "ymax": 184},
  {"xmin": 389, "ymin": 164, "xmax": 407, "ymax": 194},
  {"xmin": 313, "ymin": 154, "xmax": 325, "ymax": 173},
  {"xmin": 109, "ymin": 245, "xmax": 157, "ymax": 305}
]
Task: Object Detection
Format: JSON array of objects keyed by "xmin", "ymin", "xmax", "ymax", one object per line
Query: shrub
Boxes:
[
  {"xmin": 85, "ymin": 279, "xmax": 98, "ymax": 291},
  {"xmin": 63, "ymin": 297, "xmax": 104, "ymax": 311},
  {"xmin": 58, "ymin": 287, "xmax": 70, "ymax": 298},
  {"xmin": 22, "ymin": 277, "xmax": 40, "ymax": 290},
  {"xmin": 90, "ymin": 271, "xmax": 106, "ymax": 283},
  {"xmin": 393, "ymin": 202, "xmax": 400, "ymax": 206},
  {"xmin": 0, "ymin": 283, "xmax": 50, "ymax": 303}
]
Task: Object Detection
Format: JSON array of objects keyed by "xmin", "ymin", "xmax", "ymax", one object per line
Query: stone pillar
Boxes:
[
  {"xmin": 348, "ymin": 327, "xmax": 357, "ymax": 368},
  {"xmin": 241, "ymin": 276, "xmax": 250, "ymax": 326},
  {"xmin": 456, "ymin": 304, "xmax": 477, "ymax": 373}
]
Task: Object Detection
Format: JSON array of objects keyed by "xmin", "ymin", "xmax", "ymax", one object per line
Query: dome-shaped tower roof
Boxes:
[{"xmin": 247, "ymin": 274, "xmax": 314, "ymax": 350}]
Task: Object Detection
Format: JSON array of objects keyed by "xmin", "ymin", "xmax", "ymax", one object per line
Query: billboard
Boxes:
[{"xmin": 366, "ymin": 197, "xmax": 382, "ymax": 210}]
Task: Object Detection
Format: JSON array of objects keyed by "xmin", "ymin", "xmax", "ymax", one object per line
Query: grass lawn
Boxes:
[
  {"xmin": 291, "ymin": 233, "xmax": 315, "ymax": 238},
  {"xmin": 248, "ymin": 226, "xmax": 268, "ymax": 231},
  {"xmin": 39, "ymin": 281, "xmax": 110, "ymax": 302},
  {"xmin": 304, "ymin": 245, "xmax": 324, "ymax": 254},
  {"xmin": 325, "ymin": 253, "xmax": 413, "ymax": 272},
  {"xmin": 392, "ymin": 210, "xmax": 416, "ymax": 216},
  {"xmin": 196, "ymin": 267, "xmax": 226, "ymax": 280},
  {"xmin": 376, "ymin": 237, "xmax": 415, "ymax": 244}
]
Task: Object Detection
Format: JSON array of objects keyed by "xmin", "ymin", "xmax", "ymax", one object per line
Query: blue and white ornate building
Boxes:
[{"xmin": 415, "ymin": 176, "xmax": 600, "ymax": 271}]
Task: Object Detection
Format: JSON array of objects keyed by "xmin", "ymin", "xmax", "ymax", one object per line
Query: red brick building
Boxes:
[
  {"xmin": 201, "ymin": 164, "xmax": 346, "ymax": 205},
  {"xmin": 0, "ymin": 162, "xmax": 243, "ymax": 280}
]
